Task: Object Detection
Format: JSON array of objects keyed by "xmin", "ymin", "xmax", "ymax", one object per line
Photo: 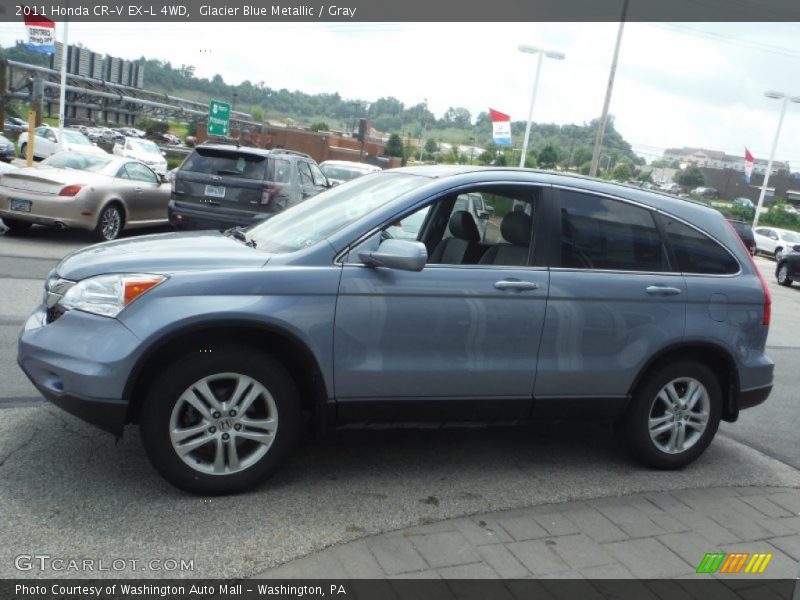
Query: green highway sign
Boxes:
[{"xmin": 208, "ymin": 99, "xmax": 231, "ymax": 137}]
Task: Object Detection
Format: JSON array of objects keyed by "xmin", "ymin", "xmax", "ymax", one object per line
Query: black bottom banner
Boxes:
[{"xmin": 2, "ymin": 579, "xmax": 797, "ymax": 600}]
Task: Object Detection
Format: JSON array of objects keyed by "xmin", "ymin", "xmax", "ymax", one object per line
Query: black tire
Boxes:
[
  {"xmin": 19, "ymin": 143, "xmax": 27, "ymax": 158},
  {"xmin": 94, "ymin": 203, "xmax": 124, "ymax": 241},
  {"xmin": 140, "ymin": 345, "xmax": 300, "ymax": 495},
  {"xmin": 2, "ymin": 218, "xmax": 32, "ymax": 233},
  {"xmin": 616, "ymin": 361, "xmax": 721, "ymax": 469},
  {"xmin": 777, "ymin": 263, "xmax": 794, "ymax": 286}
]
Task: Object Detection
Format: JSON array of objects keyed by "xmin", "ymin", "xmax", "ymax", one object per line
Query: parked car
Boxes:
[
  {"xmin": 776, "ymin": 248, "xmax": 800, "ymax": 287},
  {"xmin": 17, "ymin": 166, "xmax": 773, "ymax": 494},
  {"xmin": 96, "ymin": 127, "xmax": 125, "ymax": 145},
  {"xmin": 0, "ymin": 133, "xmax": 15, "ymax": 162},
  {"xmin": 319, "ymin": 160, "xmax": 381, "ymax": 185},
  {"xmin": 732, "ymin": 197, "xmax": 755, "ymax": 209},
  {"xmin": 660, "ymin": 182, "xmax": 681, "ymax": 194},
  {"xmin": 692, "ymin": 187, "xmax": 719, "ymax": 198},
  {"xmin": 3, "ymin": 116, "xmax": 27, "ymax": 135},
  {"xmin": 753, "ymin": 226, "xmax": 800, "ymax": 260},
  {"xmin": 0, "ymin": 151, "xmax": 169, "ymax": 240},
  {"xmin": 113, "ymin": 137, "xmax": 168, "ymax": 175},
  {"xmin": 17, "ymin": 126, "xmax": 107, "ymax": 160},
  {"xmin": 147, "ymin": 132, "xmax": 181, "ymax": 145},
  {"xmin": 169, "ymin": 144, "xmax": 329, "ymax": 231},
  {"xmin": 726, "ymin": 219, "xmax": 756, "ymax": 255}
]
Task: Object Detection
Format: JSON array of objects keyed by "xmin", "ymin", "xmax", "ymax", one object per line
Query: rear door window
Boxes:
[
  {"xmin": 658, "ymin": 215, "xmax": 739, "ymax": 275},
  {"xmin": 558, "ymin": 190, "xmax": 666, "ymax": 272}
]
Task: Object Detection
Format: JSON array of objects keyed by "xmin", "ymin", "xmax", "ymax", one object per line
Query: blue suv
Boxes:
[{"xmin": 18, "ymin": 167, "xmax": 774, "ymax": 494}]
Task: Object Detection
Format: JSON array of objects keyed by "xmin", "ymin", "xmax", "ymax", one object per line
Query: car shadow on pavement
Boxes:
[{"xmin": 1, "ymin": 404, "xmax": 798, "ymax": 579}]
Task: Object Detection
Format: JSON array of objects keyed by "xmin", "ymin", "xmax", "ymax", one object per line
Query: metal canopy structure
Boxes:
[{"xmin": 0, "ymin": 59, "xmax": 253, "ymax": 127}]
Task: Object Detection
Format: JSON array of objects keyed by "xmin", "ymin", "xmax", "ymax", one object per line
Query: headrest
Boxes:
[
  {"xmin": 501, "ymin": 211, "xmax": 532, "ymax": 246},
  {"xmin": 448, "ymin": 210, "xmax": 481, "ymax": 242}
]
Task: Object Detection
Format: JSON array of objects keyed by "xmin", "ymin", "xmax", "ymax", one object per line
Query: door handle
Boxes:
[
  {"xmin": 495, "ymin": 280, "xmax": 540, "ymax": 291},
  {"xmin": 646, "ymin": 285, "xmax": 682, "ymax": 296}
]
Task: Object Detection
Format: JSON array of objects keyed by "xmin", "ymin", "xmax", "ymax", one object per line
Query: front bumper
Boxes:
[{"xmin": 17, "ymin": 306, "xmax": 142, "ymax": 436}]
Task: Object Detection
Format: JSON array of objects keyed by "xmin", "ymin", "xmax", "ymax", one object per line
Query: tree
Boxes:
[
  {"xmin": 674, "ymin": 166, "xmax": 705, "ymax": 188},
  {"xmin": 494, "ymin": 152, "xmax": 508, "ymax": 166},
  {"xmin": 425, "ymin": 138, "xmax": 438, "ymax": 154},
  {"xmin": 637, "ymin": 170, "xmax": 653, "ymax": 183},
  {"xmin": 537, "ymin": 145, "xmax": 558, "ymax": 169},
  {"xmin": 310, "ymin": 121, "xmax": 329, "ymax": 132},
  {"xmin": 250, "ymin": 106, "xmax": 264, "ymax": 123},
  {"xmin": 611, "ymin": 163, "xmax": 633, "ymax": 181},
  {"xmin": 385, "ymin": 134, "xmax": 404, "ymax": 158}
]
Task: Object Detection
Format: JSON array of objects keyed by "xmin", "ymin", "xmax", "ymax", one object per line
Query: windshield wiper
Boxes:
[{"xmin": 224, "ymin": 226, "xmax": 258, "ymax": 248}]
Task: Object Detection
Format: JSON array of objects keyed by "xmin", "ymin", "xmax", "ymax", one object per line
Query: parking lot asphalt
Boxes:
[{"xmin": 0, "ymin": 225, "xmax": 798, "ymax": 579}]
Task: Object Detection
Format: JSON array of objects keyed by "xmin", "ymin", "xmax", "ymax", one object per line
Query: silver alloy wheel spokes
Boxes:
[
  {"xmin": 101, "ymin": 208, "xmax": 121, "ymax": 240},
  {"xmin": 169, "ymin": 373, "xmax": 278, "ymax": 475},
  {"xmin": 778, "ymin": 265, "xmax": 788, "ymax": 283},
  {"xmin": 648, "ymin": 377, "xmax": 710, "ymax": 455}
]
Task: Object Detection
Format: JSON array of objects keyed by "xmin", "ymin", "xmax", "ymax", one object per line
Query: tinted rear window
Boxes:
[
  {"xmin": 659, "ymin": 216, "xmax": 739, "ymax": 275},
  {"xmin": 727, "ymin": 221, "xmax": 752, "ymax": 236},
  {"xmin": 182, "ymin": 148, "xmax": 269, "ymax": 180}
]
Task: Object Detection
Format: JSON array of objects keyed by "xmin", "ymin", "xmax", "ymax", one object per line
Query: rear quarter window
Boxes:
[{"xmin": 659, "ymin": 215, "xmax": 739, "ymax": 275}]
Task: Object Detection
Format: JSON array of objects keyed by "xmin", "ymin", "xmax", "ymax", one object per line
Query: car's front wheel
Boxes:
[
  {"xmin": 777, "ymin": 263, "xmax": 794, "ymax": 286},
  {"xmin": 616, "ymin": 361, "xmax": 721, "ymax": 469},
  {"xmin": 140, "ymin": 346, "xmax": 300, "ymax": 495}
]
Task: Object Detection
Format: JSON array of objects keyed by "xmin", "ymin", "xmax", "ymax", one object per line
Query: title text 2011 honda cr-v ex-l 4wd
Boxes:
[{"xmin": 18, "ymin": 167, "xmax": 774, "ymax": 494}]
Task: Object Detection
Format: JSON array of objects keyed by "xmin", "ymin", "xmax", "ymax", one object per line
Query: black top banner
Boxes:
[{"xmin": 2, "ymin": 0, "xmax": 800, "ymax": 22}]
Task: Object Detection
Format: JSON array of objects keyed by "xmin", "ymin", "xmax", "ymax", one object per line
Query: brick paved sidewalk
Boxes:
[{"xmin": 259, "ymin": 487, "xmax": 800, "ymax": 579}]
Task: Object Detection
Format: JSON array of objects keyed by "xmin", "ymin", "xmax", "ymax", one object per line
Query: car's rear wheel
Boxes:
[
  {"xmin": 2, "ymin": 218, "xmax": 32, "ymax": 233},
  {"xmin": 140, "ymin": 346, "xmax": 300, "ymax": 495},
  {"xmin": 777, "ymin": 263, "xmax": 794, "ymax": 286},
  {"xmin": 19, "ymin": 143, "xmax": 27, "ymax": 158},
  {"xmin": 774, "ymin": 247, "xmax": 784, "ymax": 261},
  {"xmin": 616, "ymin": 361, "xmax": 721, "ymax": 469},
  {"xmin": 94, "ymin": 204, "xmax": 123, "ymax": 241}
]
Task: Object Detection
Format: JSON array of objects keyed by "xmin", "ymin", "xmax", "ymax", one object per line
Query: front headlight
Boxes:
[{"xmin": 58, "ymin": 273, "xmax": 166, "ymax": 318}]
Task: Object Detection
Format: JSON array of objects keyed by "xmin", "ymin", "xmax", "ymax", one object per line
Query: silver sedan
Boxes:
[{"xmin": 0, "ymin": 152, "xmax": 170, "ymax": 241}]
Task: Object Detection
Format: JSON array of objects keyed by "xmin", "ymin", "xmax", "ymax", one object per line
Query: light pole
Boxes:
[
  {"xmin": 752, "ymin": 91, "xmax": 800, "ymax": 228},
  {"xmin": 518, "ymin": 45, "xmax": 565, "ymax": 168},
  {"xmin": 418, "ymin": 98, "xmax": 428, "ymax": 164}
]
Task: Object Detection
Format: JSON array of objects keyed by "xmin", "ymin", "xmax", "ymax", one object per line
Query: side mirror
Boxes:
[
  {"xmin": 477, "ymin": 211, "xmax": 490, "ymax": 220},
  {"xmin": 358, "ymin": 239, "xmax": 427, "ymax": 272},
  {"xmin": 159, "ymin": 173, "xmax": 169, "ymax": 184}
]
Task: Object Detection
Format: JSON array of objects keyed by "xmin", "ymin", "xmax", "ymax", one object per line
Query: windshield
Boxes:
[
  {"xmin": 248, "ymin": 172, "xmax": 427, "ymax": 253},
  {"xmin": 321, "ymin": 165, "xmax": 371, "ymax": 182},
  {"xmin": 781, "ymin": 231, "xmax": 800, "ymax": 243},
  {"xmin": 43, "ymin": 152, "xmax": 112, "ymax": 172},
  {"xmin": 125, "ymin": 139, "xmax": 161, "ymax": 154},
  {"xmin": 62, "ymin": 130, "xmax": 92, "ymax": 145}
]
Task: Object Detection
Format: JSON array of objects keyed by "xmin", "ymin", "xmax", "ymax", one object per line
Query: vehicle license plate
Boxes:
[
  {"xmin": 10, "ymin": 199, "xmax": 31, "ymax": 213},
  {"xmin": 205, "ymin": 185, "xmax": 226, "ymax": 198}
]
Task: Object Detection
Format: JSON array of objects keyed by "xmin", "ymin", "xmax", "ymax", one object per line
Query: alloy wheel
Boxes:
[
  {"xmin": 648, "ymin": 377, "xmax": 710, "ymax": 454},
  {"xmin": 169, "ymin": 372, "xmax": 278, "ymax": 475},
  {"xmin": 100, "ymin": 207, "xmax": 122, "ymax": 240}
]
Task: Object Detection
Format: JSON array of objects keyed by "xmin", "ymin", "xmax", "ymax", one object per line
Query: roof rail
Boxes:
[{"xmin": 270, "ymin": 148, "xmax": 312, "ymax": 159}]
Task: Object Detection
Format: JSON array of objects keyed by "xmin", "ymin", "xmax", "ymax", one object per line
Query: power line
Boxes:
[{"xmin": 645, "ymin": 23, "xmax": 800, "ymax": 61}]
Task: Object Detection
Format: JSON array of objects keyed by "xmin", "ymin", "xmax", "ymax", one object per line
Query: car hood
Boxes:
[{"xmin": 55, "ymin": 230, "xmax": 270, "ymax": 281}]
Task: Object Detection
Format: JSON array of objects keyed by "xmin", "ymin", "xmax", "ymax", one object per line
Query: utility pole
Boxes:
[{"xmin": 589, "ymin": 0, "xmax": 629, "ymax": 177}]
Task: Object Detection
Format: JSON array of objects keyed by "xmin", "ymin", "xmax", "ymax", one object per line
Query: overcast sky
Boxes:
[{"xmin": 1, "ymin": 21, "xmax": 799, "ymax": 167}]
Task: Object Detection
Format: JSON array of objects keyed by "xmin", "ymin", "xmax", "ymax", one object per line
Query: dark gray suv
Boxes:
[
  {"xmin": 18, "ymin": 167, "xmax": 773, "ymax": 494},
  {"xmin": 168, "ymin": 144, "xmax": 329, "ymax": 230}
]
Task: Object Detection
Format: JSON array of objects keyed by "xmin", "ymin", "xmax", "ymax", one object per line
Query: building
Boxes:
[{"xmin": 663, "ymin": 147, "xmax": 790, "ymax": 175}]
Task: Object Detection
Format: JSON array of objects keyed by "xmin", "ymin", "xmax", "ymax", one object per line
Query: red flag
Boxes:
[{"xmin": 489, "ymin": 108, "xmax": 511, "ymax": 122}]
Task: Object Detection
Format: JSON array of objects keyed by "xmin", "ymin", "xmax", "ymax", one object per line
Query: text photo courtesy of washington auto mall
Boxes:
[{"xmin": 2, "ymin": 1, "xmax": 800, "ymax": 599}]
